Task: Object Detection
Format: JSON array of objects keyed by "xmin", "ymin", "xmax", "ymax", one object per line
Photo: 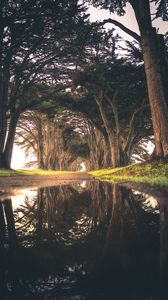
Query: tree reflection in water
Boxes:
[{"xmin": 0, "ymin": 182, "xmax": 167, "ymax": 299}]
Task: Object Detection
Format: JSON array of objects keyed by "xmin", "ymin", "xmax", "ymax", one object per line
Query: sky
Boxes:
[
  {"xmin": 11, "ymin": 3, "xmax": 167, "ymax": 169},
  {"xmin": 11, "ymin": 145, "xmax": 29, "ymax": 169},
  {"xmin": 88, "ymin": 2, "xmax": 168, "ymax": 38}
]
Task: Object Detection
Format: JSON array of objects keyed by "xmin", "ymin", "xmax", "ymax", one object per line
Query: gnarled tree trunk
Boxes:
[
  {"xmin": 95, "ymin": 96, "xmax": 121, "ymax": 167},
  {"xmin": 131, "ymin": 0, "xmax": 168, "ymax": 158},
  {"xmin": 141, "ymin": 30, "xmax": 168, "ymax": 157}
]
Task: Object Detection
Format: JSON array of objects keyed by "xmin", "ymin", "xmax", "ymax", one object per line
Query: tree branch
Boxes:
[
  {"xmin": 99, "ymin": 18, "xmax": 141, "ymax": 43},
  {"xmin": 124, "ymin": 97, "xmax": 149, "ymax": 152}
]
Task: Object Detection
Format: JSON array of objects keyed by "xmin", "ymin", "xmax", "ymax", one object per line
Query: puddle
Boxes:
[{"xmin": 0, "ymin": 181, "xmax": 168, "ymax": 299}]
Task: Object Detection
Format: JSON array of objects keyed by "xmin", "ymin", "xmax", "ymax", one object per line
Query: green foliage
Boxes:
[
  {"xmin": 89, "ymin": 0, "xmax": 127, "ymax": 15},
  {"xmin": 154, "ymin": 0, "xmax": 168, "ymax": 21},
  {"xmin": 89, "ymin": 0, "xmax": 168, "ymax": 20}
]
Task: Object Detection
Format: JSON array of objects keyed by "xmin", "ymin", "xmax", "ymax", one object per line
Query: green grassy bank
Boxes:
[{"xmin": 89, "ymin": 160, "xmax": 168, "ymax": 187}]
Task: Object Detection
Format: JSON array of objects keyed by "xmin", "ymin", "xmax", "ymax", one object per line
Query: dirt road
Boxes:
[{"xmin": 0, "ymin": 172, "xmax": 94, "ymax": 190}]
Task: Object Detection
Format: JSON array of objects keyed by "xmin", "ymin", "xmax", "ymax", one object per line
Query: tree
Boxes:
[
  {"xmin": 89, "ymin": 0, "xmax": 168, "ymax": 158},
  {"xmin": 83, "ymin": 120, "xmax": 109, "ymax": 170},
  {"xmin": 73, "ymin": 59, "xmax": 152, "ymax": 167},
  {"xmin": 13, "ymin": 22, "xmax": 153, "ymax": 169},
  {"xmin": 15, "ymin": 110, "xmax": 90, "ymax": 170},
  {"xmin": 0, "ymin": 0, "xmax": 88, "ymax": 168}
]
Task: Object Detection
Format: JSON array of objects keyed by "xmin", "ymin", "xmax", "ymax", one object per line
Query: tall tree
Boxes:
[{"xmin": 89, "ymin": 0, "xmax": 168, "ymax": 158}]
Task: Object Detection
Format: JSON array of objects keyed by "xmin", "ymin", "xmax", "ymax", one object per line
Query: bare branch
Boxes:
[{"xmin": 99, "ymin": 18, "xmax": 141, "ymax": 43}]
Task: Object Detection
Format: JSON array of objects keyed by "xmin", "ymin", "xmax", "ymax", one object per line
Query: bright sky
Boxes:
[
  {"xmin": 11, "ymin": 3, "xmax": 167, "ymax": 169},
  {"xmin": 88, "ymin": 2, "xmax": 167, "ymax": 38},
  {"xmin": 88, "ymin": 3, "xmax": 139, "ymax": 39},
  {"xmin": 11, "ymin": 144, "xmax": 28, "ymax": 169}
]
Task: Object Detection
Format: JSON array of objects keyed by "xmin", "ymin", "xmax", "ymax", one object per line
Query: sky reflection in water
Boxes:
[{"xmin": 0, "ymin": 181, "xmax": 168, "ymax": 300}]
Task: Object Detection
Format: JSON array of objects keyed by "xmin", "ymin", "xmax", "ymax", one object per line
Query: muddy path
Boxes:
[{"xmin": 0, "ymin": 172, "xmax": 95, "ymax": 191}]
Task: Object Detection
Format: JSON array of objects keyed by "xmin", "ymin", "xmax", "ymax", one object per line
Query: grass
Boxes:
[
  {"xmin": 89, "ymin": 160, "xmax": 168, "ymax": 187},
  {"xmin": 1, "ymin": 161, "xmax": 168, "ymax": 187},
  {"xmin": 0, "ymin": 168, "xmax": 76, "ymax": 177}
]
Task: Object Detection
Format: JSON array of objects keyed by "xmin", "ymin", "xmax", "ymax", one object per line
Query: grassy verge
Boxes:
[
  {"xmin": 1, "ymin": 161, "xmax": 168, "ymax": 187},
  {"xmin": 89, "ymin": 161, "xmax": 168, "ymax": 187},
  {"xmin": 0, "ymin": 169, "xmax": 76, "ymax": 177}
]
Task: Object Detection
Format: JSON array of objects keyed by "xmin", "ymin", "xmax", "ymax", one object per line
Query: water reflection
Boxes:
[
  {"xmin": 0, "ymin": 199, "xmax": 17, "ymax": 249},
  {"xmin": 159, "ymin": 193, "xmax": 168, "ymax": 293},
  {"xmin": 0, "ymin": 182, "xmax": 168, "ymax": 299}
]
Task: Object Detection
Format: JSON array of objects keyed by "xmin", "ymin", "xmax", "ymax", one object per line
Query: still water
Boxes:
[{"xmin": 0, "ymin": 181, "xmax": 168, "ymax": 300}]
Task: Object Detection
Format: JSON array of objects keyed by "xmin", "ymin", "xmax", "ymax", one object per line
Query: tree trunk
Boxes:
[
  {"xmin": 2, "ymin": 113, "xmax": 19, "ymax": 169},
  {"xmin": 95, "ymin": 96, "xmax": 126, "ymax": 167},
  {"xmin": 131, "ymin": 0, "xmax": 168, "ymax": 158},
  {"xmin": 0, "ymin": 7, "xmax": 4, "ymax": 166},
  {"xmin": 0, "ymin": 77, "xmax": 4, "ymax": 165},
  {"xmin": 37, "ymin": 117, "xmax": 45, "ymax": 169},
  {"xmin": 104, "ymin": 92, "xmax": 130, "ymax": 166},
  {"xmin": 0, "ymin": 78, "xmax": 9, "ymax": 168},
  {"xmin": 141, "ymin": 30, "xmax": 168, "ymax": 157},
  {"xmin": 103, "ymin": 136, "xmax": 111, "ymax": 168}
]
